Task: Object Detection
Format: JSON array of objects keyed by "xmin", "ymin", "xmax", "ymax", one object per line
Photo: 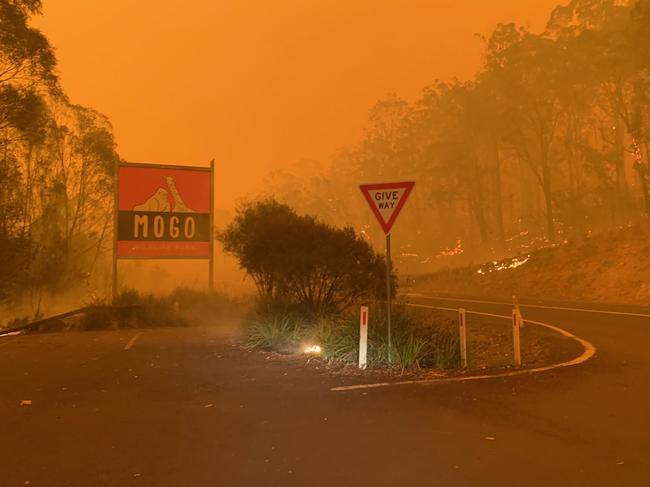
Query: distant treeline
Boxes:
[
  {"xmin": 0, "ymin": 1, "xmax": 120, "ymax": 303},
  {"xmin": 264, "ymin": 0, "xmax": 650, "ymax": 266}
]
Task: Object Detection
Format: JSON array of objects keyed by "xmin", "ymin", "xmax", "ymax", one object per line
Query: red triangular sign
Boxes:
[{"xmin": 360, "ymin": 181, "xmax": 415, "ymax": 234}]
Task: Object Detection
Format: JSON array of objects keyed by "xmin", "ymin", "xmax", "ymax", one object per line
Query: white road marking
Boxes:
[
  {"xmin": 331, "ymin": 304, "xmax": 596, "ymax": 392},
  {"xmin": 0, "ymin": 331, "xmax": 22, "ymax": 337},
  {"xmin": 406, "ymin": 293, "xmax": 650, "ymax": 318},
  {"xmin": 124, "ymin": 332, "xmax": 143, "ymax": 351}
]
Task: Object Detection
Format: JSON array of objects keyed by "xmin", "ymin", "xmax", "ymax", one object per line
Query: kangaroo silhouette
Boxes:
[
  {"xmin": 133, "ymin": 176, "xmax": 195, "ymax": 213},
  {"xmin": 165, "ymin": 176, "xmax": 195, "ymax": 213}
]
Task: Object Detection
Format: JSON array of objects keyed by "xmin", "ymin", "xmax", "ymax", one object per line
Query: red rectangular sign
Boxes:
[{"xmin": 116, "ymin": 163, "xmax": 212, "ymax": 259}]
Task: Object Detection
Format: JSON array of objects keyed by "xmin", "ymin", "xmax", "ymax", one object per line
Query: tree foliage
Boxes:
[
  {"xmin": 0, "ymin": 0, "xmax": 120, "ymax": 302},
  {"xmin": 220, "ymin": 200, "xmax": 393, "ymax": 313}
]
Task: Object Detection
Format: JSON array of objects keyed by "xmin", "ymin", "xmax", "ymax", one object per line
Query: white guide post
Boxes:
[
  {"xmin": 512, "ymin": 308, "xmax": 522, "ymax": 366},
  {"xmin": 359, "ymin": 306, "xmax": 369, "ymax": 369},
  {"xmin": 458, "ymin": 308, "xmax": 468, "ymax": 368},
  {"xmin": 512, "ymin": 295, "xmax": 524, "ymax": 328}
]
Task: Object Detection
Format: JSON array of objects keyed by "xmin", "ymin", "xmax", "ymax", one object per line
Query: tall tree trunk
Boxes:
[
  {"xmin": 639, "ymin": 170, "xmax": 650, "ymax": 218},
  {"xmin": 491, "ymin": 135, "xmax": 505, "ymax": 243},
  {"xmin": 541, "ymin": 158, "xmax": 555, "ymax": 243},
  {"xmin": 633, "ymin": 140, "xmax": 650, "ymax": 218},
  {"xmin": 614, "ymin": 116, "xmax": 629, "ymax": 218}
]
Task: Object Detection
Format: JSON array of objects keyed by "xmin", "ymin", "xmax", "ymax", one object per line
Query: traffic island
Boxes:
[{"xmin": 239, "ymin": 302, "xmax": 590, "ymax": 386}]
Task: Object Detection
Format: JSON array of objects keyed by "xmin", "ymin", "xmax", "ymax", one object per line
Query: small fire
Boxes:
[
  {"xmin": 477, "ymin": 255, "xmax": 530, "ymax": 274},
  {"xmin": 304, "ymin": 345, "xmax": 322, "ymax": 354},
  {"xmin": 438, "ymin": 239, "xmax": 464, "ymax": 257}
]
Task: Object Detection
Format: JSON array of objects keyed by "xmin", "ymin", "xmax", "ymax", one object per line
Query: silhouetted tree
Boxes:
[{"xmin": 219, "ymin": 200, "xmax": 393, "ymax": 313}]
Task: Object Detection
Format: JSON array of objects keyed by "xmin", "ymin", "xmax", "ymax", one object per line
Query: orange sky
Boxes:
[{"xmin": 35, "ymin": 0, "xmax": 560, "ymax": 210}]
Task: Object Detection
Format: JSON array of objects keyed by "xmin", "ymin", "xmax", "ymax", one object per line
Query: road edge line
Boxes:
[{"xmin": 124, "ymin": 332, "xmax": 143, "ymax": 351}]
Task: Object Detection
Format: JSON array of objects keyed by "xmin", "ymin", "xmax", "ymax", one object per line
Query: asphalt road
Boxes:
[{"xmin": 1, "ymin": 295, "xmax": 649, "ymax": 486}]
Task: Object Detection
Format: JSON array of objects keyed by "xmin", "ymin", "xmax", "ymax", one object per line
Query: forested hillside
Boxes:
[{"xmin": 262, "ymin": 0, "xmax": 650, "ymax": 274}]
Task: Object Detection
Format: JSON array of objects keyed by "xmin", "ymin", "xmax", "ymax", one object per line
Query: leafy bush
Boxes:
[
  {"xmin": 219, "ymin": 199, "xmax": 395, "ymax": 314},
  {"xmin": 83, "ymin": 288, "xmax": 245, "ymax": 330}
]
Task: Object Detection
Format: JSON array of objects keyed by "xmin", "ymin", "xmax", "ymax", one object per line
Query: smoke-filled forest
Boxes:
[
  {"xmin": 2, "ymin": 0, "xmax": 650, "ymax": 312},
  {"xmin": 1, "ymin": 1, "xmax": 120, "ymax": 311},
  {"xmin": 263, "ymin": 0, "xmax": 650, "ymax": 272}
]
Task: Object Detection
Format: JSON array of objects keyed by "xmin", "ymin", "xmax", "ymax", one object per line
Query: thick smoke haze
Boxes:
[
  {"xmin": 5, "ymin": 0, "xmax": 647, "ymax": 309},
  {"xmin": 35, "ymin": 0, "xmax": 558, "ymax": 210}
]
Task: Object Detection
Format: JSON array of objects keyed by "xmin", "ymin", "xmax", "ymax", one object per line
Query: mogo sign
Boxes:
[{"xmin": 115, "ymin": 162, "xmax": 213, "ymax": 259}]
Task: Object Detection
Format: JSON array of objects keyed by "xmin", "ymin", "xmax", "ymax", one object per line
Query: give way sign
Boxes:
[{"xmin": 360, "ymin": 181, "xmax": 415, "ymax": 234}]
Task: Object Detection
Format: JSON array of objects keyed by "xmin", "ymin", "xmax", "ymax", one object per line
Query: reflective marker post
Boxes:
[
  {"xmin": 512, "ymin": 295, "xmax": 524, "ymax": 328},
  {"xmin": 512, "ymin": 309, "xmax": 522, "ymax": 366},
  {"xmin": 359, "ymin": 306, "xmax": 369, "ymax": 369},
  {"xmin": 458, "ymin": 308, "xmax": 468, "ymax": 368}
]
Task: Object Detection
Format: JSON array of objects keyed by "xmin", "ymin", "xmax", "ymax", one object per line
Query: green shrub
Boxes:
[
  {"xmin": 421, "ymin": 326, "xmax": 461, "ymax": 369},
  {"xmin": 242, "ymin": 315, "xmax": 304, "ymax": 353},
  {"xmin": 219, "ymin": 199, "xmax": 395, "ymax": 315}
]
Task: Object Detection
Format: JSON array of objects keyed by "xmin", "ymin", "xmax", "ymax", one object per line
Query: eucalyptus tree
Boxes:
[
  {"xmin": 484, "ymin": 23, "xmax": 570, "ymax": 242},
  {"xmin": 412, "ymin": 81, "xmax": 496, "ymax": 244},
  {"xmin": 548, "ymin": 0, "xmax": 650, "ymax": 218},
  {"xmin": 0, "ymin": 1, "xmax": 123, "ymax": 302}
]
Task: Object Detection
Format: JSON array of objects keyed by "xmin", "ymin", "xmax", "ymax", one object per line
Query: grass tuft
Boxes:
[{"xmin": 242, "ymin": 315, "xmax": 303, "ymax": 353}]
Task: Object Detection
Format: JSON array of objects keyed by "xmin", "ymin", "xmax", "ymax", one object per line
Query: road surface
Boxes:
[{"xmin": 1, "ymin": 295, "xmax": 649, "ymax": 486}]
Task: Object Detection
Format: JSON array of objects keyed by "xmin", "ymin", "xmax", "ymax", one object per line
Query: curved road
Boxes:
[{"xmin": 1, "ymin": 294, "xmax": 649, "ymax": 486}]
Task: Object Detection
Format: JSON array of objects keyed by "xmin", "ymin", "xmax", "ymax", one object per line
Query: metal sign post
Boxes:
[
  {"xmin": 359, "ymin": 181, "xmax": 415, "ymax": 366},
  {"xmin": 385, "ymin": 234, "xmax": 392, "ymax": 363},
  {"xmin": 209, "ymin": 160, "xmax": 215, "ymax": 291},
  {"xmin": 112, "ymin": 161, "xmax": 119, "ymax": 303}
]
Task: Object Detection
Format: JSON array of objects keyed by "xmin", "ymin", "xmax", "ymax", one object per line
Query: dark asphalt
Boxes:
[{"xmin": 1, "ymin": 295, "xmax": 649, "ymax": 486}]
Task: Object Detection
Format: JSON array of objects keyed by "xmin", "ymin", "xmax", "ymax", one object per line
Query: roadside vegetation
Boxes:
[
  {"xmin": 0, "ymin": 287, "xmax": 246, "ymax": 332},
  {"xmin": 220, "ymin": 199, "xmax": 459, "ymax": 372},
  {"xmin": 1, "ymin": 1, "xmax": 121, "ymax": 311},
  {"xmin": 242, "ymin": 305, "xmax": 460, "ymax": 372}
]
